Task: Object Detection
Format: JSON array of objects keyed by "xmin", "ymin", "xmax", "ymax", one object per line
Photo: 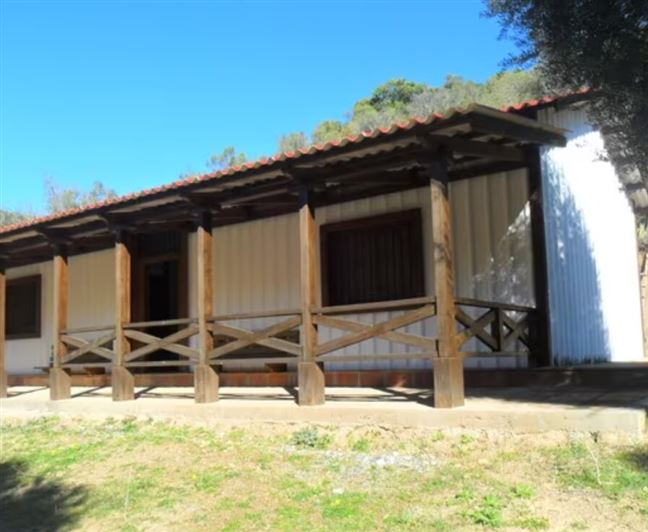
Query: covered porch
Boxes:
[{"xmin": 0, "ymin": 105, "xmax": 566, "ymax": 408}]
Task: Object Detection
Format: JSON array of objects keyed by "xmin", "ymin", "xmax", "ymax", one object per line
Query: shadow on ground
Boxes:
[
  {"xmin": 0, "ymin": 461, "xmax": 87, "ymax": 532},
  {"xmin": 624, "ymin": 448, "xmax": 648, "ymax": 472},
  {"xmin": 61, "ymin": 383, "xmax": 648, "ymax": 409},
  {"xmin": 7, "ymin": 387, "xmax": 48, "ymax": 398}
]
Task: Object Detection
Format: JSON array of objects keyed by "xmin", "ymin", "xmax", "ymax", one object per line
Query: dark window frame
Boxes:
[
  {"xmin": 320, "ymin": 209, "xmax": 425, "ymax": 306},
  {"xmin": 6, "ymin": 274, "xmax": 42, "ymax": 340}
]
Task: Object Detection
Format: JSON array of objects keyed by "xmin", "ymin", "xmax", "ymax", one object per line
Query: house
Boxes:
[{"xmin": 0, "ymin": 91, "xmax": 644, "ymax": 408}]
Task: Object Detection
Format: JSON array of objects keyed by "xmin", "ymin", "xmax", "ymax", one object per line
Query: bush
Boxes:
[{"xmin": 290, "ymin": 427, "xmax": 331, "ymax": 450}]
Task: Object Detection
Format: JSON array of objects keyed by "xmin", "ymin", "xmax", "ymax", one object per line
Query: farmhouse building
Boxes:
[{"xmin": 0, "ymin": 91, "xmax": 644, "ymax": 407}]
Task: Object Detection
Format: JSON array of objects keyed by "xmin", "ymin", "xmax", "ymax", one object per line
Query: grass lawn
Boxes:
[{"xmin": 1, "ymin": 416, "xmax": 647, "ymax": 531}]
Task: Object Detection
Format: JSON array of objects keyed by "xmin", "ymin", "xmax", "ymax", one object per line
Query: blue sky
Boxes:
[{"xmin": 0, "ymin": 0, "xmax": 518, "ymax": 213}]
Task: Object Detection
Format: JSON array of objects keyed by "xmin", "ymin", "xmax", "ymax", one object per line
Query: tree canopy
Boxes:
[
  {"xmin": 278, "ymin": 132, "xmax": 310, "ymax": 153},
  {"xmin": 0, "ymin": 179, "xmax": 118, "ymax": 227},
  {"xmin": 0, "ymin": 209, "xmax": 31, "ymax": 227},
  {"xmin": 206, "ymin": 146, "xmax": 248, "ymax": 171},
  {"xmin": 486, "ymin": 0, "xmax": 648, "ymax": 197},
  {"xmin": 279, "ymin": 70, "xmax": 544, "ymax": 149},
  {"xmin": 45, "ymin": 178, "xmax": 117, "ymax": 214}
]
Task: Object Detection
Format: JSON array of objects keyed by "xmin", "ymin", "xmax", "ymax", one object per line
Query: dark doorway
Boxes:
[
  {"xmin": 132, "ymin": 231, "xmax": 188, "ymax": 371},
  {"xmin": 144, "ymin": 259, "xmax": 179, "ymax": 343}
]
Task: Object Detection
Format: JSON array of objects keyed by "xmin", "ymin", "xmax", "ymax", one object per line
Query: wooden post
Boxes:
[
  {"xmin": 194, "ymin": 210, "xmax": 219, "ymax": 403},
  {"xmin": 298, "ymin": 187, "xmax": 325, "ymax": 405},
  {"xmin": 113, "ymin": 230, "xmax": 134, "ymax": 401},
  {"xmin": 527, "ymin": 146, "xmax": 552, "ymax": 366},
  {"xmin": 50, "ymin": 245, "xmax": 71, "ymax": 400},
  {"xmin": 0, "ymin": 258, "xmax": 7, "ymax": 398},
  {"xmin": 640, "ymin": 251, "xmax": 648, "ymax": 359},
  {"xmin": 430, "ymin": 160, "xmax": 464, "ymax": 408}
]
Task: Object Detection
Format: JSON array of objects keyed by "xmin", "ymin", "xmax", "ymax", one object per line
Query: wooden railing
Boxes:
[
  {"xmin": 312, "ymin": 296, "xmax": 438, "ymax": 363},
  {"xmin": 55, "ymin": 297, "xmax": 534, "ymax": 373},
  {"xmin": 208, "ymin": 309, "xmax": 303, "ymax": 366},
  {"xmin": 455, "ymin": 298, "xmax": 535, "ymax": 356},
  {"xmin": 60, "ymin": 325, "xmax": 116, "ymax": 369},
  {"xmin": 123, "ymin": 318, "xmax": 199, "ymax": 368}
]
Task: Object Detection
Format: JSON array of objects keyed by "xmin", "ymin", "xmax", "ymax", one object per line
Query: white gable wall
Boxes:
[{"xmin": 538, "ymin": 105, "xmax": 644, "ymax": 364}]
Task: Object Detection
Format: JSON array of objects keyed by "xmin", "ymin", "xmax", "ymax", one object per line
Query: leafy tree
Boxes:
[
  {"xmin": 303, "ymin": 71, "xmax": 545, "ymax": 146},
  {"xmin": 406, "ymin": 71, "xmax": 543, "ymax": 118},
  {"xmin": 45, "ymin": 178, "xmax": 117, "ymax": 213},
  {"xmin": 348, "ymin": 100, "xmax": 399, "ymax": 133},
  {"xmin": 365, "ymin": 78, "xmax": 428, "ymax": 112},
  {"xmin": 479, "ymin": 69, "xmax": 545, "ymax": 108},
  {"xmin": 486, "ymin": 0, "xmax": 648, "ymax": 194},
  {"xmin": 312, "ymin": 120, "xmax": 351, "ymax": 144},
  {"xmin": 0, "ymin": 209, "xmax": 31, "ymax": 227},
  {"xmin": 207, "ymin": 146, "xmax": 247, "ymax": 171},
  {"xmin": 278, "ymin": 132, "xmax": 310, "ymax": 153},
  {"xmin": 406, "ymin": 75, "xmax": 483, "ymax": 117}
]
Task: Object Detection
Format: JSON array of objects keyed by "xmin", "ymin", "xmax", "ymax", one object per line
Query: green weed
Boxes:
[{"xmin": 290, "ymin": 426, "xmax": 331, "ymax": 449}]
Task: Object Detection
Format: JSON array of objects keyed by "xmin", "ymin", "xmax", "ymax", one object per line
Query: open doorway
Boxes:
[
  {"xmin": 132, "ymin": 232, "xmax": 188, "ymax": 371},
  {"xmin": 144, "ymin": 259, "xmax": 179, "ymax": 341}
]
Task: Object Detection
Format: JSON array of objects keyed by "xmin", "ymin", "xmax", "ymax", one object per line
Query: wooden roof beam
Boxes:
[
  {"xmin": 35, "ymin": 228, "xmax": 73, "ymax": 247},
  {"xmin": 468, "ymin": 110, "xmax": 566, "ymax": 147},
  {"xmin": 417, "ymin": 134, "xmax": 526, "ymax": 162}
]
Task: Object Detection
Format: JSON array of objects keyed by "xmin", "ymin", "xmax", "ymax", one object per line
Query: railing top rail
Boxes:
[
  {"xmin": 210, "ymin": 308, "xmax": 302, "ymax": 321},
  {"xmin": 455, "ymin": 297, "xmax": 536, "ymax": 313},
  {"xmin": 314, "ymin": 296, "xmax": 436, "ymax": 316},
  {"xmin": 61, "ymin": 324, "xmax": 116, "ymax": 335},
  {"xmin": 124, "ymin": 318, "xmax": 198, "ymax": 329}
]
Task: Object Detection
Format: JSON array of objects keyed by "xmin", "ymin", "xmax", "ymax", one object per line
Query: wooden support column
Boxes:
[
  {"xmin": 113, "ymin": 230, "xmax": 134, "ymax": 401},
  {"xmin": 430, "ymin": 159, "xmax": 464, "ymax": 408},
  {"xmin": 298, "ymin": 187, "xmax": 325, "ymax": 405},
  {"xmin": 0, "ymin": 258, "xmax": 7, "ymax": 398},
  {"xmin": 527, "ymin": 146, "xmax": 552, "ymax": 367},
  {"xmin": 194, "ymin": 209, "xmax": 219, "ymax": 403},
  {"xmin": 50, "ymin": 245, "xmax": 71, "ymax": 400}
]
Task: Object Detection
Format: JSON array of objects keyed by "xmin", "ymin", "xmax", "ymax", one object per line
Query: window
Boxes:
[
  {"xmin": 6, "ymin": 275, "xmax": 41, "ymax": 339},
  {"xmin": 320, "ymin": 209, "xmax": 424, "ymax": 306}
]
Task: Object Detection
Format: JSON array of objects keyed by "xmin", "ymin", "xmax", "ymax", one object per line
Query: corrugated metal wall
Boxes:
[
  {"xmin": 538, "ymin": 106, "xmax": 644, "ymax": 364},
  {"xmin": 8, "ymin": 106, "xmax": 644, "ymax": 375},
  {"xmin": 187, "ymin": 170, "xmax": 534, "ymax": 370},
  {"xmin": 6, "ymin": 172, "xmax": 536, "ymax": 374},
  {"xmin": 68, "ymin": 249, "xmax": 116, "ymax": 331}
]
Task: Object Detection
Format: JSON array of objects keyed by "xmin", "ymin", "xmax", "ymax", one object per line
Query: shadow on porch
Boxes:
[{"xmin": 5, "ymin": 377, "xmax": 647, "ymax": 411}]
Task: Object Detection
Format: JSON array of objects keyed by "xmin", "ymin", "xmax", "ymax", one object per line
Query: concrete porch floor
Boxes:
[{"xmin": 2, "ymin": 385, "xmax": 646, "ymax": 437}]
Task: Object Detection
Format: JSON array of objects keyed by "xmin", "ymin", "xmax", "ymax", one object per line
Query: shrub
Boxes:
[{"xmin": 290, "ymin": 427, "xmax": 331, "ymax": 450}]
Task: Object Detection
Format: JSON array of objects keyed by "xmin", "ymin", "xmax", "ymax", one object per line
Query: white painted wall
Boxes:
[
  {"xmin": 5, "ymin": 249, "xmax": 115, "ymax": 374},
  {"xmin": 5, "ymin": 261, "xmax": 52, "ymax": 374},
  {"xmin": 538, "ymin": 105, "xmax": 644, "ymax": 364}
]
